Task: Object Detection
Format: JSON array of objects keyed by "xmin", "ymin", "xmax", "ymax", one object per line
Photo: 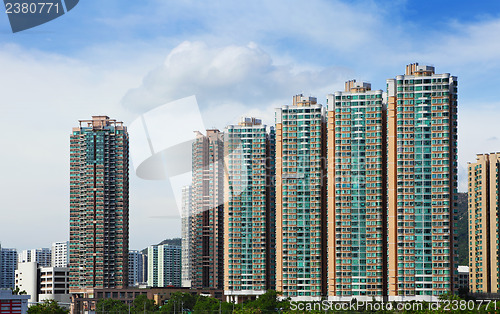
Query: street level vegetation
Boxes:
[{"xmin": 91, "ymin": 290, "xmax": 500, "ymax": 313}]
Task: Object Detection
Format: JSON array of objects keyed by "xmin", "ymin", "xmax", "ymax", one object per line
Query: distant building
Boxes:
[
  {"xmin": 15, "ymin": 262, "xmax": 70, "ymax": 308},
  {"xmin": 51, "ymin": 242, "xmax": 69, "ymax": 268},
  {"xmin": 17, "ymin": 251, "xmax": 30, "ymax": 264},
  {"xmin": 147, "ymin": 245, "xmax": 181, "ymax": 287},
  {"xmin": 38, "ymin": 266, "xmax": 70, "ymax": 306},
  {"xmin": 15, "ymin": 262, "xmax": 38, "ymax": 304},
  {"xmin": 468, "ymin": 153, "xmax": 500, "ymax": 293},
  {"xmin": 129, "ymin": 250, "xmax": 147, "ymax": 287},
  {"xmin": 181, "ymin": 185, "xmax": 192, "ymax": 288},
  {"xmin": 0, "ymin": 289, "xmax": 29, "ymax": 314},
  {"xmin": 457, "ymin": 266, "xmax": 469, "ymax": 291},
  {"xmin": 0, "ymin": 244, "xmax": 17, "ymax": 289},
  {"xmin": 18, "ymin": 248, "xmax": 51, "ymax": 267}
]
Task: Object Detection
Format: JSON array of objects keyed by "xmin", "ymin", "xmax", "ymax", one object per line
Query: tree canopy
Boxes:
[{"xmin": 27, "ymin": 299, "xmax": 69, "ymax": 314}]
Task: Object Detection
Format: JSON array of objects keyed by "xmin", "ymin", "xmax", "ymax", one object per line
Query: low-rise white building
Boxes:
[
  {"xmin": 15, "ymin": 263, "xmax": 69, "ymax": 309},
  {"xmin": 38, "ymin": 266, "xmax": 70, "ymax": 307},
  {"xmin": 15, "ymin": 262, "xmax": 37, "ymax": 305}
]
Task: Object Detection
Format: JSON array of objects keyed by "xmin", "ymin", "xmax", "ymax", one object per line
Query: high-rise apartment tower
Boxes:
[
  {"xmin": 191, "ymin": 129, "xmax": 224, "ymax": 289},
  {"xmin": 181, "ymin": 185, "xmax": 192, "ymax": 288},
  {"xmin": 69, "ymin": 116, "xmax": 129, "ymax": 292},
  {"xmin": 468, "ymin": 153, "xmax": 500, "ymax": 293},
  {"xmin": 327, "ymin": 81, "xmax": 387, "ymax": 300},
  {"xmin": 275, "ymin": 95, "xmax": 327, "ymax": 299},
  {"xmin": 223, "ymin": 117, "xmax": 276, "ymax": 302},
  {"xmin": 387, "ymin": 64, "xmax": 458, "ymax": 299}
]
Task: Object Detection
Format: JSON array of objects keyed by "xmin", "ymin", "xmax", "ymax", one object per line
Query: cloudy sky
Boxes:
[{"xmin": 1, "ymin": 0, "xmax": 500, "ymax": 251}]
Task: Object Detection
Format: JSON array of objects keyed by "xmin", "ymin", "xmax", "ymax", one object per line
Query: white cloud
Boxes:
[
  {"xmin": 458, "ymin": 105, "xmax": 500, "ymax": 191},
  {"xmin": 122, "ymin": 41, "xmax": 347, "ymax": 128},
  {"xmin": 0, "ymin": 44, "xmax": 176, "ymax": 251}
]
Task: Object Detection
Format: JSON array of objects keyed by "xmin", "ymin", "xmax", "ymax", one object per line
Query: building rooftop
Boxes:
[{"xmin": 457, "ymin": 266, "xmax": 469, "ymax": 273}]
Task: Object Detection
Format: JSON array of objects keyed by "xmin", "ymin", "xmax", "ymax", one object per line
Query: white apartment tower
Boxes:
[
  {"xmin": 51, "ymin": 242, "xmax": 69, "ymax": 268},
  {"xmin": 147, "ymin": 245, "xmax": 182, "ymax": 287},
  {"xmin": 19, "ymin": 248, "xmax": 51, "ymax": 267}
]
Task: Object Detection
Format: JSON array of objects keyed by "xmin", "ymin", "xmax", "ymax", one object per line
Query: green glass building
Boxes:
[
  {"xmin": 387, "ymin": 64, "xmax": 458, "ymax": 300},
  {"xmin": 224, "ymin": 117, "xmax": 276, "ymax": 302},
  {"xmin": 275, "ymin": 95, "xmax": 327, "ymax": 299},
  {"xmin": 326, "ymin": 80, "xmax": 386, "ymax": 300}
]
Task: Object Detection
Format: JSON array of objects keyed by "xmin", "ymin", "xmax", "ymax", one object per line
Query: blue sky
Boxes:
[{"xmin": 1, "ymin": 0, "xmax": 500, "ymax": 251}]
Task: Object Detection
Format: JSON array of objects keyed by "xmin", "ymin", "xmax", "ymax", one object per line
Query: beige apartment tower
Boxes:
[
  {"xmin": 275, "ymin": 95, "xmax": 327, "ymax": 300},
  {"xmin": 327, "ymin": 80, "xmax": 387, "ymax": 300},
  {"xmin": 468, "ymin": 153, "xmax": 500, "ymax": 293},
  {"xmin": 223, "ymin": 117, "xmax": 276, "ymax": 302},
  {"xmin": 387, "ymin": 64, "xmax": 458, "ymax": 300}
]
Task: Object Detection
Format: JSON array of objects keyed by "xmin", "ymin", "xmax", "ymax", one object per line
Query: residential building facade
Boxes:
[
  {"xmin": 387, "ymin": 64, "xmax": 458, "ymax": 299},
  {"xmin": 52, "ymin": 241, "xmax": 69, "ymax": 268},
  {"xmin": 326, "ymin": 80, "xmax": 387, "ymax": 300},
  {"xmin": 223, "ymin": 117, "xmax": 276, "ymax": 302},
  {"xmin": 275, "ymin": 95, "xmax": 327, "ymax": 299},
  {"xmin": 191, "ymin": 129, "xmax": 224, "ymax": 289},
  {"xmin": 468, "ymin": 153, "xmax": 500, "ymax": 293},
  {"xmin": 457, "ymin": 265, "xmax": 469, "ymax": 292},
  {"xmin": 38, "ymin": 266, "xmax": 70, "ymax": 306},
  {"xmin": 18, "ymin": 248, "xmax": 51, "ymax": 267},
  {"xmin": 147, "ymin": 245, "xmax": 181, "ymax": 287},
  {"xmin": 15, "ymin": 262, "xmax": 38, "ymax": 304},
  {"xmin": 181, "ymin": 185, "xmax": 192, "ymax": 288},
  {"xmin": 0, "ymin": 245, "xmax": 17, "ymax": 289},
  {"xmin": 15, "ymin": 263, "xmax": 70, "ymax": 307},
  {"xmin": 128, "ymin": 250, "xmax": 147, "ymax": 287},
  {"xmin": 69, "ymin": 116, "xmax": 129, "ymax": 292}
]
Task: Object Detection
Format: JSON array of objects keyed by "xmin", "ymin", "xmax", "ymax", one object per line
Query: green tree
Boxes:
[
  {"xmin": 160, "ymin": 292, "xmax": 197, "ymax": 312},
  {"xmin": 193, "ymin": 295, "xmax": 220, "ymax": 314},
  {"xmin": 132, "ymin": 294, "xmax": 158, "ymax": 313},
  {"xmin": 243, "ymin": 290, "xmax": 290, "ymax": 313},
  {"xmin": 95, "ymin": 298, "xmax": 129, "ymax": 314},
  {"xmin": 28, "ymin": 299, "xmax": 69, "ymax": 314},
  {"xmin": 11, "ymin": 287, "xmax": 27, "ymax": 295}
]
